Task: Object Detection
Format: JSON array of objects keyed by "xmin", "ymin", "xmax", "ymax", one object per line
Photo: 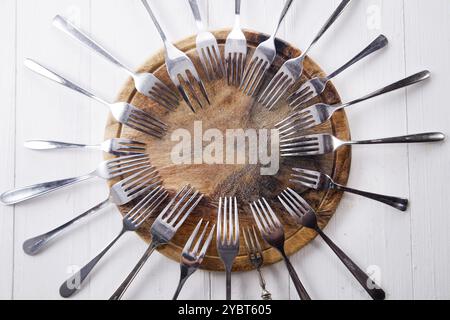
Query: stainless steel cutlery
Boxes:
[
  {"xmin": 259, "ymin": 0, "xmax": 352, "ymax": 110},
  {"xmin": 110, "ymin": 185, "xmax": 203, "ymax": 300},
  {"xmin": 53, "ymin": 15, "xmax": 179, "ymax": 111},
  {"xmin": 172, "ymin": 219, "xmax": 215, "ymax": 300},
  {"xmin": 141, "ymin": 0, "xmax": 209, "ymax": 113},
  {"xmin": 276, "ymin": 71, "xmax": 431, "ymax": 138},
  {"xmin": 25, "ymin": 138, "xmax": 146, "ymax": 157},
  {"xmin": 240, "ymin": 0, "xmax": 294, "ymax": 96},
  {"xmin": 217, "ymin": 197, "xmax": 240, "ymax": 300},
  {"xmin": 0, "ymin": 154, "xmax": 152, "ymax": 206},
  {"xmin": 24, "ymin": 59, "xmax": 168, "ymax": 138},
  {"xmin": 59, "ymin": 187, "xmax": 168, "ymax": 298},
  {"xmin": 279, "ymin": 188, "xmax": 386, "ymax": 300},
  {"xmin": 288, "ymin": 34, "xmax": 388, "ymax": 108}
]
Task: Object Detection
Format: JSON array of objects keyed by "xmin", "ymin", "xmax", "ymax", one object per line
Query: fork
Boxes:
[
  {"xmin": 259, "ymin": 0, "xmax": 352, "ymax": 110},
  {"xmin": 288, "ymin": 35, "xmax": 388, "ymax": 108},
  {"xmin": 60, "ymin": 187, "xmax": 168, "ymax": 298},
  {"xmin": 250, "ymin": 198, "xmax": 311, "ymax": 300},
  {"xmin": 279, "ymin": 188, "xmax": 386, "ymax": 300},
  {"xmin": 22, "ymin": 167, "xmax": 160, "ymax": 256},
  {"xmin": 141, "ymin": 0, "xmax": 209, "ymax": 113},
  {"xmin": 225, "ymin": 0, "xmax": 247, "ymax": 86},
  {"xmin": 217, "ymin": 197, "xmax": 240, "ymax": 300},
  {"xmin": 291, "ymin": 168, "xmax": 409, "ymax": 211},
  {"xmin": 53, "ymin": 15, "xmax": 179, "ymax": 111},
  {"xmin": 0, "ymin": 154, "xmax": 151, "ymax": 206},
  {"xmin": 276, "ymin": 71, "xmax": 431, "ymax": 137},
  {"xmin": 24, "ymin": 59, "xmax": 168, "ymax": 138},
  {"xmin": 188, "ymin": 0, "xmax": 225, "ymax": 80},
  {"xmin": 172, "ymin": 219, "xmax": 215, "ymax": 300},
  {"xmin": 281, "ymin": 132, "xmax": 446, "ymax": 157},
  {"xmin": 243, "ymin": 226, "xmax": 272, "ymax": 300},
  {"xmin": 110, "ymin": 185, "xmax": 203, "ymax": 300},
  {"xmin": 240, "ymin": 0, "xmax": 294, "ymax": 96},
  {"xmin": 24, "ymin": 138, "xmax": 146, "ymax": 157}
]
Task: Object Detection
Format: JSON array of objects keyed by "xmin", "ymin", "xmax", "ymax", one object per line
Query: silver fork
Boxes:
[
  {"xmin": 250, "ymin": 198, "xmax": 311, "ymax": 300},
  {"xmin": 279, "ymin": 188, "xmax": 386, "ymax": 300},
  {"xmin": 141, "ymin": 0, "xmax": 210, "ymax": 113},
  {"xmin": 22, "ymin": 167, "xmax": 161, "ymax": 256},
  {"xmin": 243, "ymin": 226, "xmax": 272, "ymax": 300},
  {"xmin": 110, "ymin": 185, "xmax": 204, "ymax": 300},
  {"xmin": 289, "ymin": 35, "xmax": 388, "ymax": 108},
  {"xmin": 276, "ymin": 71, "xmax": 431, "ymax": 137},
  {"xmin": 259, "ymin": 0, "xmax": 352, "ymax": 110},
  {"xmin": 291, "ymin": 168, "xmax": 409, "ymax": 211},
  {"xmin": 24, "ymin": 59, "xmax": 168, "ymax": 138},
  {"xmin": 172, "ymin": 219, "xmax": 215, "ymax": 300},
  {"xmin": 280, "ymin": 132, "xmax": 445, "ymax": 157},
  {"xmin": 217, "ymin": 197, "xmax": 240, "ymax": 300},
  {"xmin": 24, "ymin": 138, "xmax": 146, "ymax": 157},
  {"xmin": 240, "ymin": 0, "xmax": 294, "ymax": 96},
  {"xmin": 0, "ymin": 154, "xmax": 152, "ymax": 206},
  {"xmin": 60, "ymin": 187, "xmax": 168, "ymax": 298},
  {"xmin": 225, "ymin": 0, "xmax": 247, "ymax": 86},
  {"xmin": 188, "ymin": 0, "xmax": 225, "ymax": 81},
  {"xmin": 53, "ymin": 15, "xmax": 179, "ymax": 111}
]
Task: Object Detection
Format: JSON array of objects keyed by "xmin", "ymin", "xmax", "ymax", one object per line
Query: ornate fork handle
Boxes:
[
  {"xmin": 279, "ymin": 251, "xmax": 311, "ymax": 300},
  {"xmin": 256, "ymin": 269, "xmax": 272, "ymax": 300},
  {"xmin": 350, "ymin": 132, "xmax": 445, "ymax": 145},
  {"xmin": 315, "ymin": 228, "xmax": 385, "ymax": 300}
]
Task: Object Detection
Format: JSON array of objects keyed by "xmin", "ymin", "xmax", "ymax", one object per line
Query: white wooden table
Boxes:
[{"xmin": 1, "ymin": 0, "xmax": 449, "ymax": 300}]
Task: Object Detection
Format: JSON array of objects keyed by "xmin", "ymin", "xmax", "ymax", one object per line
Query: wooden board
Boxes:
[{"xmin": 104, "ymin": 29, "xmax": 351, "ymax": 272}]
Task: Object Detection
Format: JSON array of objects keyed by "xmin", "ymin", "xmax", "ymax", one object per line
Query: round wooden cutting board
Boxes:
[{"xmin": 104, "ymin": 29, "xmax": 351, "ymax": 272}]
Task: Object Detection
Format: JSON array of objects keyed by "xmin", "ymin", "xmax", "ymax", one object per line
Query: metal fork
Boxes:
[
  {"xmin": 281, "ymin": 132, "xmax": 445, "ymax": 157},
  {"xmin": 24, "ymin": 59, "xmax": 168, "ymax": 138},
  {"xmin": 172, "ymin": 219, "xmax": 215, "ymax": 300},
  {"xmin": 53, "ymin": 15, "xmax": 179, "ymax": 111},
  {"xmin": 60, "ymin": 187, "xmax": 168, "ymax": 298},
  {"xmin": 279, "ymin": 188, "xmax": 386, "ymax": 300},
  {"xmin": 291, "ymin": 168, "xmax": 409, "ymax": 211},
  {"xmin": 289, "ymin": 35, "xmax": 388, "ymax": 108},
  {"xmin": 276, "ymin": 71, "xmax": 431, "ymax": 137},
  {"xmin": 0, "ymin": 154, "xmax": 151, "ymax": 206},
  {"xmin": 188, "ymin": 0, "xmax": 225, "ymax": 80},
  {"xmin": 259, "ymin": 0, "xmax": 352, "ymax": 110},
  {"xmin": 24, "ymin": 138, "xmax": 146, "ymax": 157},
  {"xmin": 240, "ymin": 0, "xmax": 294, "ymax": 96},
  {"xmin": 141, "ymin": 0, "xmax": 209, "ymax": 113},
  {"xmin": 225, "ymin": 0, "xmax": 247, "ymax": 86},
  {"xmin": 110, "ymin": 185, "xmax": 203, "ymax": 300},
  {"xmin": 250, "ymin": 198, "xmax": 311, "ymax": 300},
  {"xmin": 217, "ymin": 197, "xmax": 240, "ymax": 300},
  {"xmin": 23, "ymin": 167, "xmax": 161, "ymax": 256},
  {"xmin": 243, "ymin": 226, "xmax": 272, "ymax": 300}
]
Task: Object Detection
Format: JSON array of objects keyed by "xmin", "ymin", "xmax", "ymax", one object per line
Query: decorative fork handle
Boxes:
[
  {"xmin": 327, "ymin": 34, "xmax": 388, "ymax": 80},
  {"xmin": 0, "ymin": 174, "xmax": 94, "ymax": 205},
  {"xmin": 188, "ymin": 0, "xmax": 205, "ymax": 31},
  {"xmin": 272, "ymin": 0, "xmax": 294, "ymax": 36},
  {"xmin": 141, "ymin": 0, "xmax": 168, "ymax": 42},
  {"xmin": 110, "ymin": 241, "xmax": 159, "ymax": 300},
  {"xmin": 52, "ymin": 15, "xmax": 134, "ymax": 75},
  {"xmin": 25, "ymin": 140, "xmax": 98, "ymax": 151},
  {"xmin": 24, "ymin": 59, "xmax": 109, "ymax": 105},
  {"xmin": 349, "ymin": 132, "xmax": 445, "ymax": 145},
  {"xmin": 280, "ymin": 251, "xmax": 311, "ymax": 300},
  {"xmin": 22, "ymin": 199, "xmax": 111, "ymax": 255},
  {"xmin": 315, "ymin": 228, "xmax": 386, "ymax": 300},
  {"xmin": 340, "ymin": 70, "xmax": 431, "ymax": 109},
  {"xmin": 60, "ymin": 228, "xmax": 127, "ymax": 298},
  {"xmin": 334, "ymin": 184, "xmax": 408, "ymax": 212},
  {"xmin": 257, "ymin": 269, "xmax": 272, "ymax": 300}
]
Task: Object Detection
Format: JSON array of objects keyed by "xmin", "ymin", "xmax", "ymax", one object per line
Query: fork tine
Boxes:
[
  {"xmin": 154, "ymin": 80, "xmax": 180, "ymax": 104},
  {"xmin": 217, "ymin": 197, "xmax": 223, "ymax": 243},
  {"xmin": 124, "ymin": 187, "xmax": 161, "ymax": 220},
  {"xmin": 176, "ymin": 84, "xmax": 196, "ymax": 113},
  {"xmin": 125, "ymin": 170, "xmax": 160, "ymax": 196},
  {"xmin": 191, "ymin": 221, "xmax": 209, "ymax": 255},
  {"xmin": 262, "ymin": 198, "xmax": 281, "ymax": 227},
  {"xmin": 278, "ymin": 192, "xmax": 298, "ymax": 219},
  {"xmin": 247, "ymin": 61, "xmax": 268, "ymax": 97},
  {"xmin": 259, "ymin": 72, "xmax": 285, "ymax": 105},
  {"xmin": 242, "ymin": 227, "xmax": 253, "ymax": 253},
  {"xmin": 233, "ymin": 197, "xmax": 239, "ymax": 244},
  {"xmin": 240, "ymin": 58, "xmax": 259, "ymax": 92},
  {"xmin": 199, "ymin": 48, "xmax": 213, "ymax": 81},
  {"xmin": 250, "ymin": 202, "xmax": 268, "ymax": 234},
  {"xmin": 130, "ymin": 108, "xmax": 167, "ymax": 129},
  {"xmin": 174, "ymin": 193, "xmax": 203, "ymax": 230},
  {"xmin": 183, "ymin": 219, "xmax": 203, "ymax": 254},
  {"xmin": 106, "ymin": 154, "xmax": 148, "ymax": 165},
  {"xmin": 266, "ymin": 77, "xmax": 294, "ymax": 110},
  {"xmin": 198, "ymin": 224, "xmax": 215, "ymax": 257},
  {"xmin": 251, "ymin": 226, "xmax": 263, "ymax": 254},
  {"xmin": 133, "ymin": 189, "xmax": 169, "ymax": 227}
]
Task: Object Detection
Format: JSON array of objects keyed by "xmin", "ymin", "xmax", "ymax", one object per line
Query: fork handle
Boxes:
[
  {"xmin": 316, "ymin": 228, "xmax": 386, "ymax": 300},
  {"xmin": 60, "ymin": 228, "xmax": 127, "ymax": 298},
  {"xmin": 226, "ymin": 267, "xmax": 232, "ymax": 300},
  {"xmin": 0, "ymin": 174, "xmax": 94, "ymax": 205},
  {"xmin": 24, "ymin": 140, "xmax": 97, "ymax": 151},
  {"xmin": 257, "ymin": 269, "xmax": 272, "ymax": 300},
  {"xmin": 272, "ymin": 0, "xmax": 294, "ymax": 36},
  {"xmin": 53, "ymin": 16, "xmax": 134, "ymax": 75},
  {"xmin": 335, "ymin": 184, "xmax": 408, "ymax": 212},
  {"xmin": 188, "ymin": 0, "xmax": 205, "ymax": 31},
  {"xmin": 109, "ymin": 241, "xmax": 159, "ymax": 300},
  {"xmin": 350, "ymin": 132, "xmax": 446, "ymax": 145},
  {"xmin": 235, "ymin": 0, "xmax": 241, "ymax": 15},
  {"xmin": 280, "ymin": 252, "xmax": 311, "ymax": 300},
  {"xmin": 327, "ymin": 34, "xmax": 388, "ymax": 80},
  {"xmin": 22, "ymin": 199, "xmax": 111, "ymax": 256},
  {"xmin": 141, "ymin": 0, "xmax": 168, "ymax": 42}
]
